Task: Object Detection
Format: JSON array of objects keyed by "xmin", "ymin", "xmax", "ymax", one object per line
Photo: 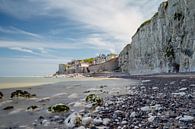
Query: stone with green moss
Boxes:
[
  {"xmin": 85, "ymin": 94, "xmax": 103, "ymax": 106},
  {"xmin": 10, "ymin": 90, "xmax": 36, "ymax": 98},
  {"xmin": 48, "ymin": 103, "xmax": 69, "ymax": 113}
]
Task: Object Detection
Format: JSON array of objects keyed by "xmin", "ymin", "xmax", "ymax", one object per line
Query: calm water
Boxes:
[
  {"xmin": 0, "ymin": 77, "xmax": 105, "ymax": 89},
  {"xmin": 0, "ymin": 77, "xmax": 132, "ymax": 89}
]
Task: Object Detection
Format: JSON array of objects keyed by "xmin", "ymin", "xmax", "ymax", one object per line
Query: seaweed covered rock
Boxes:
[
  {"xmin": 85, "ymin": 94, "xmax": 103, "ymax": 106},
  {"xmin": 0, "ymin": 91, "xmax": 3, "ymax": 99},
  {"xmin": 48, "ymin": 103, "xmax": 69, "ymax": 113},
  {"xmin": 3, "ymin": 106, "xmax": 14, "ymax": 110},
  {"xmin": 11, "ymin": 90, "xmax": 36, "ymax": 98},
  {"xmin": 65, "ymin": 112, "xmax": 82, "ymax": 128}
]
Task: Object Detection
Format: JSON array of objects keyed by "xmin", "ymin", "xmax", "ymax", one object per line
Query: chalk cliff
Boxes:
[{"xmin": 119, "ymin": 0, "xmax": 195, "ymax": 74}]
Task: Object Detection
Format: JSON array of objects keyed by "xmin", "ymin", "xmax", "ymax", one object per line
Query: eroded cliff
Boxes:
[{"xmin": 120, "ymin": 0, "xmax": 195, "ymax": 74}]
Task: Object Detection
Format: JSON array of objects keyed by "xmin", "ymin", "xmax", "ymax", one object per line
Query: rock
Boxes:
[
  {"xmin": 3, "ymin": 106, "xmax": 14, "ymax": 110},
  {"xmin": 100, "ymin": 85, "xmax": 107, "ymax": 88},
  {"xmin": 152, "ymin": 87, "xmax": 159, "ymax": 90},
  {"xmin": 179, "ymin": 87, "xmax": 187, "ymax": 91},
  {"xmin": 142, "ymin": 80, "xmax": 151, "ymax": 83},
  {"xmin": 189, "ymin": 84, "xmax": 195, "ymax": 87},
  {"xmin": 130, "ymin": 111, "xmax": 136, "ymax": 117},
  {"xmin": 85, "ymin": 104, "xmax": 93, "ymax": 109},
  {"xmin": 0, "ymin": 91, "xmax": 3, "ymax": 99},
  {"xmin": 151, "ymin": 104, "xmax": 163, "ymax": 111},
  {"xmin": 148, "ymin": 116, "xmax": 156, "ymax": 122},
  {"xmin": 172, "ymin": 92, "xmax": 186, "ymax": 97},
  {"xmin": 10, "ymin": 90, "xmax": 36, "ymax": 98},
  {"xmin": 27, "ymin": 105, "xmax": 40, "ymax": 111},
  {"xmin": 179, "ymin": 115, "xmax": 194, "ymax": 122},
  {"xmin": 85, "ymin": 94, "xmax": 103, "ymax": 106},
  {"xmin": 103, "ymin": 118, "xmax": 111, "ymax": 126},
  {"xmin": 93, "ymin": 117, "xmax": 103, "ymax": 125},
  {"xmin": 121, "ymin": 120, "xmax": 128, "ymax": 125},
  {"xmin": 82, "ymin": 117, "xmax": 92, "ymax": 126},
  {"xmin": 42, "ymin": 119, "xmax": 50, "ymax": 126},
  {"xmin": 141, "ymin": 106, "xmax": 150, "ymax": 111},
  {"xmin": 48, "ymin": 103, "xmax": 69, "ymax": 113},
  {"xmin": 181, "ymin": 79, "xmax": 187, "ymax": 82},
  {"xmin": 65, "ymin": 112, "xmax": 82, "ymax": 128},
  {"xmin": 170, "ymin": 81, "xmax": 176, "ymax": 85}
]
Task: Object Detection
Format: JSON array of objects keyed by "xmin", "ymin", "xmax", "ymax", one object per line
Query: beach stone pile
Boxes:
[{"xmin": 91, "ymin": 77, "xmax": 195, "ymax": 129}]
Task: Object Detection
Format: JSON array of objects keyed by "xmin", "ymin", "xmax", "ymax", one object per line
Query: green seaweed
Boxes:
[
  {"xmin": 48, "ymin": 103, "xmax": 70, "ymax": 113},
  {"xmin": 85, "ymin": 94, "xmax": 103, "ymax": 106}
]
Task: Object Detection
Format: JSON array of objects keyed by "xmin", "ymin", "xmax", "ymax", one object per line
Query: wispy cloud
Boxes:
[
  {"xmin": 0, "ymin": 26, "xmax": 42, "ymax": 38},
  {"xmin": 9, "ymin": 47, "xmax": 34, "ymax": 54}
]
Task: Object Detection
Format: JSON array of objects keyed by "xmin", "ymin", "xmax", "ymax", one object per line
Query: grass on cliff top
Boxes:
[
  {"xmin": 133, "ymin": 1, "xmax": 167, "ymax": 37},
  {"xmin": 81, "ymin": 58, "xmax": 95, "ymax": 64}
]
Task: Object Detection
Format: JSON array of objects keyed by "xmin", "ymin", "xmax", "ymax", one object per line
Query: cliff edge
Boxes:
[{"xmin": 119, "ymin": 0, "xmax": 195, "ymax": 75}]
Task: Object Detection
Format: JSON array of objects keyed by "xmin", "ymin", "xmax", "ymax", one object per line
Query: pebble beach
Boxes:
[{"xmin": 0, "ymin": 74, "xmax": 194, "ymax": 129}]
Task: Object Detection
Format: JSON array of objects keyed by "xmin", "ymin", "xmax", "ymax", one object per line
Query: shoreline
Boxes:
[{"xmin": 0, "ymin": 76, "xmax": 120, "ymax": 90}]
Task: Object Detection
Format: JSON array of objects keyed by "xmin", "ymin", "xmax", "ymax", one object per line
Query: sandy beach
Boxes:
[{"xmin": 0, "ymin": 77, "xmax": 138, "ymax": 129}]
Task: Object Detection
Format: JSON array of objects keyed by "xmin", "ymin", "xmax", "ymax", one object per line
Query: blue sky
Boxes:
[{"xmin": 0, "ymin": 0, "xmax": 165, "ymax": 76}]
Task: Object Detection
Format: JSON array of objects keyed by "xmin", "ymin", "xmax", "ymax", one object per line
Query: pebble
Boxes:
[
  {"xmin": 140, "ymin": 106, "xmax": 150, "ymax": 111},
  {"xmin": 148, "ymin": 116, "xmax": 156, "ymax": 122},
  {"xmin": 172, "ymin": 92, "xmax": 186, "ymax": 96},
  {"xmin": 90, "ymin": 78, "xmax": 195, "ymax": 129},
  {"xmin": 42, "ymin": 119, "xmax": 50, "ymax": 126},
  {"xmin": 189, "ymin": 84, "xmax": 195, "ymax": 87},
  {"xmin": 179, "ymin": 115, "xmax": 194, "ymax": 122},
  {"xmin": 152, "ymin": 87, "xmax": 159, "ymax": 90},
  {"xmin": 93, "ymin": 117, "xmax": 103, "ymax": 125},
  {"xmin": 103, "ymin": 118, "xmax": 110, "ymax": 126},
  {"xmin": 82, "ymin": 117, "xmax": 92, "ymax": 126},
  {"xmin": 179, "ymin": 87, "xmax": 187, "ymax": 91}
]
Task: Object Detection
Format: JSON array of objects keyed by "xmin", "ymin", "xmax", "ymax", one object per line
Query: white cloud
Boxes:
[
  {"xmin": 9, "ymin": 47, "xmax": 34, "ymax": 54},
  {"xmin": 0, "ymin": 26, "xmax": 42, "ymax": 38},
  {"xmin": 0, "ymin": 0, "xmax": 165, "ymax": 53},
  {"xmin": 43, "ymin": 0, "xmax": 144, "ymax": 45}
]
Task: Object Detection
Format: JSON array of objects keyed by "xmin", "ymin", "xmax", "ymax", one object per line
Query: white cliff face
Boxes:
[{"xmin": 120, "ymin": 0, "xmax": 195, "ymax": 75}]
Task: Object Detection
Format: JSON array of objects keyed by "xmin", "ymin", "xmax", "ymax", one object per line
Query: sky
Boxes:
[{"xmin": 0, "ymin": 0, "xmax": 165, "ymax": 76}]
